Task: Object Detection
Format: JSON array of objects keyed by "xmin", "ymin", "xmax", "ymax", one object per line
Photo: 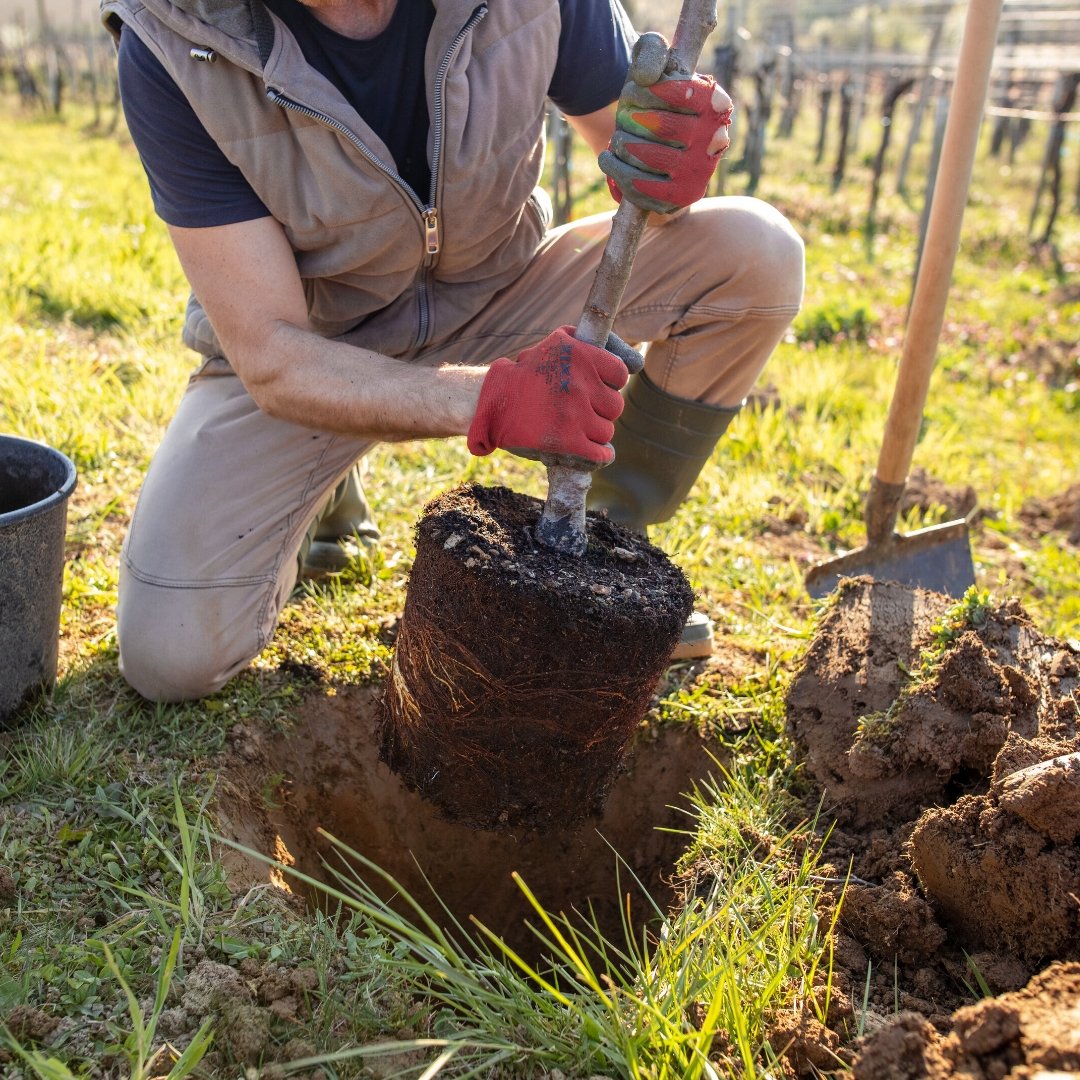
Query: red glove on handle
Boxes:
[
  {"xmin": 467, "ymin": 326, "xmax": 636, "ymax": 468},
  {"xmin": 599, "ymin": 74, "xmax": 734, "ymax": 215}
]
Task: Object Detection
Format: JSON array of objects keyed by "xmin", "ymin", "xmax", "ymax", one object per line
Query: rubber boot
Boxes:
[
  {"xmin": 297, "ymin": 464, "xmax": 381, "ymax": 580},
  {"xmin": 588, "ymin": 372, "xmax": 740, "ymax": 660}
]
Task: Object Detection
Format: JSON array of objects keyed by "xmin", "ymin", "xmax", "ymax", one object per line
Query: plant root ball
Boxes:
[{"xmin": 381, "ymin": 484, "xmax": 694, "ymax": 830}]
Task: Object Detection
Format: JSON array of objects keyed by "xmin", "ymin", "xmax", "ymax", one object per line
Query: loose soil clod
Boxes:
[
  {"xmin": 1020, "ymin": 481, "xmax": 1080, "ymax": 546},
  {"xmin": 381, "ymin": 484, "xmax": 694, "ymax": 830},
  {"xmin": 852, "ymin": 962, "xmax": 1080, "ymax": 1079},
  {"xmin": 909, "ymin": 788, "xmax": 1080, "ymax": 960},
  {"xmin": 997, "ymin": 750, "xmax": 1080, "ymax": 843}
]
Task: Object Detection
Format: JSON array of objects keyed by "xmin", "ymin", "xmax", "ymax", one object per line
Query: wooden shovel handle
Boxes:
[
  {"xmin": 871, "ymin": 0, "xmax": 1003, "ymax": 541},
  {"xmin": 536, "ymin": 0, "xmax": 719, "ymax": 555}
]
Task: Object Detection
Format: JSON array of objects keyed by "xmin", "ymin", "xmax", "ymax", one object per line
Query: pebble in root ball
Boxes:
[{"xmin": 380, "ymin": 483, "xmax": 694, "ymax": 831}]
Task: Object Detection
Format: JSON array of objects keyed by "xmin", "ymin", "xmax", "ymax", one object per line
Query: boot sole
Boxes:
[{"xmin": 670, "ymin": 611, "xmax": 714, "ymax": 661}]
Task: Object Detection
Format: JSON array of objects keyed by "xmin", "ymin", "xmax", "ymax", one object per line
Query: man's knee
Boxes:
[
  {"xmin": 117, "ymin": 573, "xmax": 262, "ymax": 703},
  {"xmin": 696, "ymin": 196, "xmax": 805, "ymax": 310},
  {"xmin": 118, "ymin": 619, "xmax": 235, "ymax": 704}
]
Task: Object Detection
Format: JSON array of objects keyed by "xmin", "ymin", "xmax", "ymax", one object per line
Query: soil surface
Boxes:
[
  {"xmin": 784, "ymin": 577, "xmax": 1080, "ymax": 1074},
  {"xmin": 853, "ymin": 963, "xmax": 1080, "ymax": 1079},
  {"xmin": 212, "ymin": 571, "xmax": 1080, "ymax": 1073},
  {"xmin": 900, "ymin": 467, "xmax": 979, "ymax": 523},
  {"xmin": 382, "ymin": 484, "xmax": 694, "ymax": 830},
  {"xmin": 98, "ymin": 564, "xmax": 1080, "ymax": 1075},
  {"xmin": 1019, "ymin": 482, "xmax": 1080, "ymax": 546}
]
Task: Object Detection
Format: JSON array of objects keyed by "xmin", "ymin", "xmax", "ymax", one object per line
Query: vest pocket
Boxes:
[{"xmin": 526, "ymin": 186, "xmax": 553, "ymax": 236}]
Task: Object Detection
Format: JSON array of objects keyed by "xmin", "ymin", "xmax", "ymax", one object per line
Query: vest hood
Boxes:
[{"xmin": 168, "ymin": 0, "xmax": 255, "ymax": 41}]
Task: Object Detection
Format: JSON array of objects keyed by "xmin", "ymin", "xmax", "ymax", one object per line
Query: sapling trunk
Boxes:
[{"xmin": 535, "ymin": 0, "xmax": 718, "ymax": 557}]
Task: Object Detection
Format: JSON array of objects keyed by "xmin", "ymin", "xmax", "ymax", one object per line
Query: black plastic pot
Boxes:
[{"xmin": 0, "ymin": 435, "xmax": 77, "ymax": 726}]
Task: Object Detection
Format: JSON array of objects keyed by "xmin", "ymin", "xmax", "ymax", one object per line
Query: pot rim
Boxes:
[{"xmin": 0, "ymin": 434, "xmax": 78, "ymax": 527}]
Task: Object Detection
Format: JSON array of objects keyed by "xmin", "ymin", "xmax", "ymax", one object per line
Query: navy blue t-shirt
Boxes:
[{"xmin": 119, "ymin": 0, "xmax": 636, "ymax": 228}]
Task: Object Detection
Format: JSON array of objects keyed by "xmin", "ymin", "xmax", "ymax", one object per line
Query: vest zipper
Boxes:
[
  {"xmin": 414, "ymin": 2, "xmax": 487, "ymax": 348},
  {"xmin": 265, "ymin": 2, "xmax": 488, "ymax": 351},
  {"xmin": 422, "ymin": 208, "xmax": 440, "ymax": 256}
]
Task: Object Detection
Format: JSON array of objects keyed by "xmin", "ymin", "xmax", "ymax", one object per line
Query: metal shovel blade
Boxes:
[{"xmin": 805, "ymin": 517, "xmax": 975, "ymax": 600}]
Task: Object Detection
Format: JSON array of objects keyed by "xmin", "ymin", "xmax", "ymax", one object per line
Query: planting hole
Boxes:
[{"xmin": 219, "ymin": 685, "xmax": 727, "ymax": 957}]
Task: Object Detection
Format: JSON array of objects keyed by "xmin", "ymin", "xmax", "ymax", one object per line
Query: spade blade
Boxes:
[{"xmin": 805, "ymin": 518, "xmax": 975, "ymax": 600}]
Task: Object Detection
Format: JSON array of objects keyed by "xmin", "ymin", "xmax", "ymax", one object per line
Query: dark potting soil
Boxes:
[
  {"xmin": 408, "ymin": 482, "xmax": 692, "ymax": 613},
  {"xmin": 381, "ymin": 483, "xmax": 694, "ymax": 830}
]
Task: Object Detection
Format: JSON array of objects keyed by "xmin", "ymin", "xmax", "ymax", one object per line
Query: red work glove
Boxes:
[
  {"xmin": 599, "ymin": 72, "xmax": 734, "ymax": 215},
  {"xmin": 467, "ymin": 326, "xmax": 642, "ymax": 469}
]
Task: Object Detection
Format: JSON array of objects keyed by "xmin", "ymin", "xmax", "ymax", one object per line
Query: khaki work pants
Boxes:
[{"xmin": 118, "ymin": 197, "xmax": 804, "ymax": 701}]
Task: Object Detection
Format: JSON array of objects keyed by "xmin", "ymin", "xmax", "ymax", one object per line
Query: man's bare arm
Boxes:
[
  {"xmin": 566, "ymin": 103, "xmax": 616, "ymax": 157},
  {"xmin": 167, "ymin": 217, "xmax": 484, "ymax": 440}
]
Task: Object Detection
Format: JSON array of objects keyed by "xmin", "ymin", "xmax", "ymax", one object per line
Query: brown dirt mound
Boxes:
[
  {"xmin": 787, "ymin": 578, "xmax": 958, "ymax": 828},
  {"xmin": 910, "ymin": 781, "xmax": 1080, "ymax": 960},
  {"xmin": 900, "ymin": 467, "xmax": 979, "ymax": 523},
  {"xmin": 788, "ymin": 579, "xmax": 1076, "ymax": 831},
  {"xmin": 1019, "ymin": 482, "xmax": 1080, "ymax": 546},
  {"xmin": 852, "ymin": 962, "xmax": 1080, "ymax": 1078},
  {"xmin": 786, "ymin": 577, "xmax": 1080, "ymax": 1055}
]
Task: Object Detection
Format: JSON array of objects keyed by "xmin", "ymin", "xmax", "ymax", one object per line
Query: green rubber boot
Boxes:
[
  {"xmin": 588, "ymin": 372, "xmax": 740, "ymax": 660},
  {"xmin": 589, "ymin": 371, "xmax": 740, "ymax": 530},
  {"xmin": 298, "ymin": 464, "xmax": 381, "ymax": 580}
]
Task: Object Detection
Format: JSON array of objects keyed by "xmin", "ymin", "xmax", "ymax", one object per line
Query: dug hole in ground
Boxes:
[
  {"xmin": 215, "ymin": 544, "xmax": 1079, "ymax": 1074},
  {"xmin": 220, "ymin": 480, "xmax": 714, "ymax": 961}
]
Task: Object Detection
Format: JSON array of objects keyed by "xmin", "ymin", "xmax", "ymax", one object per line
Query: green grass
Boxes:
[
  {"xmin": 0, "ymin": 95, "xmax": 1077, "ymax": 1077},
  {"xmin": 221, "ymin": 762, "xmax": 836, "ymax": 1080}
]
